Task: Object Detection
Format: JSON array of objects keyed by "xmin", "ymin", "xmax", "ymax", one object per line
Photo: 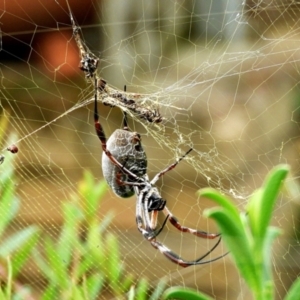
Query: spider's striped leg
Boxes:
[
  {"xmin": 150, "ymin": 235, "xmax": 226, "ymax": 268},
  {"xmin": 150, "ymin": 148, "xmax": 193, "ymax": 185},
  {"xmin": 135, "ymin": 187, "xmax": 150, "ymax": 238},
  {"xmin": 162, "ymin": 206, "xmax": 220, "ymax": 239}
]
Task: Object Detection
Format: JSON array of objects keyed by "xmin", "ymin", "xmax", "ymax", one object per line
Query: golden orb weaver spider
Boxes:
[{"xmin": 93, "ymin": 81, "xmax": 224, "ymax": 267}]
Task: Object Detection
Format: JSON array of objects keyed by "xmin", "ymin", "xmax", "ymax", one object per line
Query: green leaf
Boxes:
[
  {"xmin": 58, "ymin": 202, "xmax": 83, "ymax": 265},
  {"xmin": 120, "ymin": 273, "xmax": 135, "ymax": 294},
  {"xmin": 84, "ymin": 273, "xmax": 105, "ymax": 300},
  {"xmin": 247, "ymin": 164, "xmax": 289, "ymax": 239},
  {"xmin": 0, "ymin": 184, "xmax": 19, "ymax": 238},
  {"xmin": 86, "ymin": 220, "xmax": 105, "ymax": 265},
  {"xmin": 0, "ymin": 287, "xmax": 6, "ymax": 300},
  {"xmin": 77, "ymin": 255, "xmax": 96, "ymax": 279},
  {"xmin": 149, "ymin": 279, "xmax": 167, "ymax": 300},
  {"xmin": 5, "ymin": 256, "xmax": 12, "ymax": 299},
  {"xmin": 79, "ymin": 171, "xmax": 107, "ymax": 222},
  {"xmin": 162, "ymin": 286, "xmax": 213, "ymax": 300},
  {"xmin": 0, "ymin": 226, "xmax": 39, "ymax": 258},
  {"xmin": 44, "ymin": 236, "xmax": 69, "ymax": 288},
  {"xmin": 69, "ymin": 284, "xmax": 85, "ymax": 300},
  {"xmin": 261, "ymin": 227, "xmax": 281, "ymax": 289},
  {"xmin": 40, "ymin": 284, "xmax": 58, "ymax": 300},
  {"xmin": 128, "ymin": 285, "xmax": 135, "ymax": 300},
  {"xmin": 135, "ymin": 278, "xmax": 148, "ymax": 300},
  {"xmin": 11, "ymin": 226, "xmax": 40, "ymax": 276},
  {"xmin": 106, "ymin": 233, "xmax": 122, "ymax": 294},
  {"xmin": 204, "ymin": 208, "xmax": 260, "ymax": 293},
  {"xmin": 284, "ymin": 277, "xmax": 300, "ymax": 300},
  {"xmin": 32, "ymin": 248, "xmax": 54, "ymax": 281},
  {"xmin": 198, "ymin": 188, "xmax": 242, "ymax": 227}
]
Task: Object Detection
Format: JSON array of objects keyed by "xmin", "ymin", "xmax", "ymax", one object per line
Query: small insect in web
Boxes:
[
  {"xmin": 68, "ymin": 7, "xmax": 163, "ymax": 123},
  {"xmin": 93, "ymin": 83, "xmax": 224, "ymax": 267},
  {"xmin": 7, "ymin": 144, "xmax": 18, "ymax": 154}
]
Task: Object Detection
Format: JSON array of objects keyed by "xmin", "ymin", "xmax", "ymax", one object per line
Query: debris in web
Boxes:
[{"xmin": 68, "ymin": 7, "xmax": 163, "ymax": 124}]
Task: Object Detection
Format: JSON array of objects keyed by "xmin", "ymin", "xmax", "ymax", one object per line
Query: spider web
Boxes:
[{"xmin": 1, "ymin": 0, "xmax": 300, "ymax": 299}]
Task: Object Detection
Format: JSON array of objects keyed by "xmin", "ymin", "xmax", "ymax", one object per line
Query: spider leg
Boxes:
[
  {"xmin": 151, "ymin": 235, "xmax": 227, "ymax": 268},
  {"xmin": 147, "ymin": 148, "xmax": 219, "ymax": 239},
  {"xmin": 162, "ymin": 205, "xmax": 220, "ymax": 239},
  {"xmin": 150, "ymin": 148, "xmax": 193, "ymax": 185},
  {"xmin": 94, "ymin": 77, "xmax": 108, "ymax": 152},
  {"xmin": 135, "ymin": 189, "xmax": 149, "ymax": 237},
  {"xmin": 123, "ymin": 85, "xmax": 129, "ymax": 130}
]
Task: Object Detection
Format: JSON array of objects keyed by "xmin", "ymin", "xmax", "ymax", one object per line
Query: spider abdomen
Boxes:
[{"xmin": 102, "ymin": 129, "xmax": 147, "ymax": 198}]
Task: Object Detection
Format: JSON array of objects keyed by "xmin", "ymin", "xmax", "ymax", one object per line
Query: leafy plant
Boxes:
[
  {"xmin": 34, "ymin": 170, "xmax": 166, "ymax": 300},
  {"xmin": 161, "ymin": 164, "xmax": 300, "ymax": 300},
  {"xmin": 0, "ymin": 114, "xmax": 40, "ymax": 298}
]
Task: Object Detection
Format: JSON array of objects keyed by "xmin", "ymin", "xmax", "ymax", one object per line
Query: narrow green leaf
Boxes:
[
  {"xmin": 204, "ymin": 208, "xmax": 260, "ymax": 294},
  {"xmin": 40, "ymin": 284, "xmax": 58, "ymax": 300},
  {"xmin": 70, "ymin": 284, "xmax": 85, "ymax": 300},
  {"xmin": 98, "ymin": 212, "xmax": 114, "ymax": 235},
  {"xmin": 199, "ymin": 188, "xmax": 242, "ymax": 227},
  {"xmin": 0, "ymin": 287, "xmax": 6, "ymax": 300},
  {"xmin": 247, "ymin": 226, "xmax": 282, "ymax": 300},
  {"xmin": 128, "ymin": 285, "xmax": 135, "ymax": 300},
  {"xmin": 136, "ymin": 278, "xmax": 148, "ymax": 300},
  {"xmin": 120, "ymin": 273, "xmax": 135, "ymax": 294},
  {"xmin": 5, "ymin": 256, "xmax": 12, "ymax": 299},
  {"xmin": 284, "ymin": 277, "xmax": 300, "ymax": 300},
  {"xmin": 0, "ymin": 185, "xmax": 19, "ymax": 238},
  {"xmin": 247, "ymin": 164, "xmax": 289, "ymax": 239},
  {"xmin": 149, "ymin": 279, "xmax": 167, "ymax": 300},
  {"xmin": 106, "ymin": 233, "xmax": 122, "ymax": 294},
  {"xmin": 84, "ymin": 273, "xmax": 105, "ymax": 300},
  {"xmin": 58, "ymin": 202, "xmax": 83, "ymax": 265},
  {"xmin": 86, "ymin": 220, "xmax": 104, "ymax": 265},
  {"xmin": 79, "ymin": 171, "xmax": 107, "ymax": 221},
  {"xmin": 32, "ymin": 248, "xmax": 54, "ymax": 281},
  {"xmin": 11, "ymin": 226, "xmax": 40, "ymax": 276},
  {"xmin": 44, "ymin": 236, "xmax": 68, "ymax": 288},
  {"xmin": 0, "ymin": 226, "xmax": 39, "ymax": 258},
  {"xmin": 77, "ymin": 255, "xmax": 96, "ymax": 278},
  {"xmin": 261, "ymin": 227, "xmax": 282, "ymax": 285},
  {"xmin": 162, "ymin": 286, "xmax": 213, "ymax": 300}
]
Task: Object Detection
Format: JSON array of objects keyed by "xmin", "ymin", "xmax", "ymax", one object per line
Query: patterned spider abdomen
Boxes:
[{"xmin": 102, "ymin": 129, "xmax": 147, "ymax": 198}]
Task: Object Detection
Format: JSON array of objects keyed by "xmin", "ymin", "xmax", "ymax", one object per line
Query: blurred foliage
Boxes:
[
  {"xmin": 34, "ymin": 171, "xmax": 167, "ymax": 300},
  {"xmin": 159, "ymin": 165, "xmax": 300, "ymax": 300},
  {"xmin": 1, "ymin": 113, "xmax": 300, "ymax": 299},
  {"xmin": 200, "ymin": 165, "xmax": 300, "ymax": 300},
  {"xmin": 0, "ymin": 113, "xmax": 40, "ymax": 298}
]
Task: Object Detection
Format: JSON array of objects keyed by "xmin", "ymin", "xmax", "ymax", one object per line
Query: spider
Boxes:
[
  {"xmin": 97, "ymin": 84, "xmax": 148, "ymax": 199},
  {"xmin": 94, "ymin": 82, "xmax": 223, "ymax": 267}
]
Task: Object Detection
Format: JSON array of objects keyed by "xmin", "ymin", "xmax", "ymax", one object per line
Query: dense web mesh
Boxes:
[{"xmin": 0, "ymin": 0, "xmax": 300, "ymax": 299}]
